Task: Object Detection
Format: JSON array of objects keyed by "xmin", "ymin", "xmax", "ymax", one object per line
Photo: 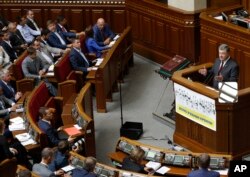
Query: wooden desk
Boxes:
[
  {"xmin": 109, "ymin": 137, "xmax": 231, "ymax": 177},
  {"xmin": 87, "ymin": 26, "xmax": 133, "ymax": 112}
]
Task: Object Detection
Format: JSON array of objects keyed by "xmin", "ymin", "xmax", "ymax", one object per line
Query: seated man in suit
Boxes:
[
  {"xmin": 0, "ymin": 45, "xmax": 11, "ymax": 69},
  {"xmin": 16, "ymin": 15, "xmax": 41, "ymax": 44},
  {"xmin": 199, "ymin": 44, "xmax": 239, "ymax": 89},
  {"xmin": 22, "ymin": 46, "xmax": 57, "ymax": 96},
  {"xmin": 47, "ymin": 20, "xmax": 84, "ymax": 50},
  {"xmin": 0, "ymin": 69, "xmax": 22, "ymax": 102},
  {"xmin": 70, "ymin": 38, "xmax": 95, "ymax": 75},
  {"xmin": 85, "ymin": 25, "xmax": 111, "ymax": 58},
  {"xmin": 8, "ymin": 22, "xmax": 28, "ymax": 56},
  {"xmin": 71, "ymin": 156, "xmax": 97, "ymax": 177},
  {"xmin": 26, "ymin": 9, "xmax": 41, "ymax": 34},
  {"xmin": 93, "ymin": 18, "xmax": 115, "ymax": 46},
  {"xmin": 32, "ymin": 147, "xmax": 66, "ymax": 177},
  {"xmin": 32, "ymin": 39, "xmax": 67, "ymax": 66},
  {"xmin": 37, "ymin": 107, "xmax": 75, "ymax": 146},
  {"xmin": 187, "ymin": 153, "xmax": 220, "ymax": 177},
  {"xmin": 0, "ymin": 30, "xmax": 18, "ymax": 62},
  {"xmin": 0, "ymin": 86, "xmax": 18, "ymax": 119},
  {"xmin": 56, "ymin": 15, "xmax": 69, "ymax": 33}
]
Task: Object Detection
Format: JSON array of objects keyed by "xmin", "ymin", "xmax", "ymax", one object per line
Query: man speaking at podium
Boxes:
[{"xmin": 198, "ymin": 44, "xmax": 239, "ymax": 89}]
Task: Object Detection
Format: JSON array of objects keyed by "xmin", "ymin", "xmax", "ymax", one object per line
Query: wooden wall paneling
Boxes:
[
  {"xmin": 206, "ymin": 39, "xmax": 218, "ymax": 63},
  {"xmin": 91, "ymin": 9, "xmax": 105, "ymax": 25},
  {"xmin": 112, "ymin": 10, "xmax": 126, "ymax": 33},
  {"xmin": 49, "ymin": 9, "xmax": 63, "ymax": 21},
  {"xmin": 170, "ymin": 26, "xmax": 180, "ymax": 55},
  {"xmin": 70, "ymin": 9, "xmax": 84, "ymax": 32},
  {"xmin": 43, "ymin": 9, "xmax": 49, "ymax": 29},
  {"xmin": 128, "ymin": 11, "xmax": 139, "ymax": 40},
  {"xmin": 155, "ymin": 21, "xmax": 166, "ymax": 50},
  {"xmin": 240, "ymin": 51, "xmax": 250, "ymax": 88},
  {"xmin": 141, "ymin": 16, "xmax": 152, "ymax": 44},
  {"xmin": 165, "ymin": 24, "xmax": 171, "ymax": 54},
  {"xmin": 105, "ymin": 10, "xmax": 111, "ymax": 28},
  {"xmin": 84, "ymin": 9, "xmax": 91, "ymax": 27},
  {"xmin": 8, "ymin": 9, "xmax": 22, "ymax": 22},
  {"xmin": 32, "ymin": 9, "xmax": 42, "ymax": 29}
]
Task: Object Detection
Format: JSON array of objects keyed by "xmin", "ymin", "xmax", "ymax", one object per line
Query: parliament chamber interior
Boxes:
[{"xmin": 0, "ymin": 0, "xmax": 250, "ymax": 177}]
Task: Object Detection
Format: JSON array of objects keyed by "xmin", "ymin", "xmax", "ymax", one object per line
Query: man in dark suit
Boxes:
[
  {"xmin": 0, "ymin": 30, "xmax": 18, "ymax": 62},
  {"xmin": 93, "ymin": 18, "xmax": 115, "ymax": 46},
  {"xmin": 199, "ymin": 44, "xmax": 239, "ymax": 89},
  {"xmin": 37, "ymin": 107, "xmax": 74, "ymax": 146},
  {"xmin": 32, "ymin": 147, "xmax": 65, "ymax": 177},
  {"xmin": 70, "ymin": 39, "xmax": 95, "ymax": 75},
  {"xmin": 0, "ymin": 86, "xmax": 18, "ymax": 118},
  {"xmin": 26, "ymin": 10, "xmax": 41, "ymax": 34},
  {"xmin": 8, "ymin": 22, "xmax": 28, "ymax": 56},
  {"xmin": 187, "ymin": 153, "xmax": 220, "ymax": 177},
  {"xmin": 71, "ymin": 156, "xmax": 97, "ymax": 177},
  {"xmin": 47, "ymin": 20, "xmax": 76, "ymax": 49},
  {"xmin": 0, "ymin": 69, "xmax": 22, "ymax": 102}
]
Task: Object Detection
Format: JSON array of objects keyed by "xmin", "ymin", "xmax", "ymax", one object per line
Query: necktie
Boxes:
[
  {"xmin": 54, "ymin": 32, "xmax": 66, "ymax": 45},
  {"xmin": 79, "ymin": 50, "xmax": 89, "ymax": 67},
  {"xmin": 62, "ymin": 26, "xmax": 67, "ymax": 32},
  {"xmin": 218, "ymin": 61, "xmax": 224, "ymax": 75}
]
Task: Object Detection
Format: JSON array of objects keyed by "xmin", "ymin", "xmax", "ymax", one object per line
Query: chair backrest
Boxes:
[
  {"xmin": 28, "ymin": 81, "xmax": 51, "ymax": 123},
  {"xmin": 0, "ymin": 158, "xmax": 17, "ymax": 177},
  {"xmin": 12, "ymin": 50, "xmax": 28, "ymax": 80},
  {"xmin": 54, "ymin": 51, "xmax": 74, "ymax": 82}
]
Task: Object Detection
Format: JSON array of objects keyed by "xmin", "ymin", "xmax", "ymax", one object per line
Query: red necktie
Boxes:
[{"xmin": 218, "ymin": 61, "xmax": 224, "ymax": 75}]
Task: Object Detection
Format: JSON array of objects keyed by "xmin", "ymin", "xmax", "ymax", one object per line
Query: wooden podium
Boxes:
[{"xmin": 172, "ymin": 63, "xmax": 250, "ymax": 159}]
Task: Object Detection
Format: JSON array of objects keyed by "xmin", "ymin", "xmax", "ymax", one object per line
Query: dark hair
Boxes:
[
  {"xmin": 198, "ymin": 153, "xmax": 210, "ymax": 169},
  {"xmin": 41, "ymin": 29, "xmax": 51, "ymax": 36},
  {"xmin": 16, "ymin": 15, "xmax": 26, "ymax": 24},
  {"xmin": 58, "ymin": 140, "xmax": 69, "ymax": 154},
  {"xmin": 129, "ymin": 146, "xmax": 145, "ymax": 163},
  {"xmin": 27, "ymin": 46, "xmax": 36, "ymax": 55},
  {"xmin": 85, "ymin": 25, "xmax": 94, "ymax": 38},
  {"xmin": 38, "ymin": 107, "xmax": 48, "ymax": 118}
]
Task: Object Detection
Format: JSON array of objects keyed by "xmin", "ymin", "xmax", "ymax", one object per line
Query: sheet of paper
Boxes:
[
  {"xmin": 113, "ymin": 34, "xmax": 120, "ymax": 41},
  {"xmin": 108, "ymin": 41, "xmax": 116, "ymax": 47},
  {"xmin": 48, "ymin": 65, "xmax": 54, "ymax": 72},
  {"xmin": 92, "ymin": 67, "xmax": 98, "ymax": 70},
  {"xmin": 15, "ymin": 133, "xmax": 31, "ymax": 142},
  {"xmin": 9, "ymin": 123, "xmax": 25, "ymax": 131},
  {"xmin": 74, "ymin": 124, "xmax": 82, "ymax": 130},
  {"xmin": 95, "ymin": 58, "xmax": 104, "ymax": 66},
  {"xmin": 156, "ymin": 166, "xmax": 170, "ymax": 175},
  {"xmin": 10, "ymin": 117, "xmax": 24, "ymax": 124},
  {"xmin": 145, "ymin": 161, "xmax": 161, "ymax": 171},
  {"xmin": 46, "ymin": 72, "xmax": 54, "ymax": 76},
  {"xmin": 61, "ymin": 165, "xmax": 75, "ymax": 172},
  {"xmin": 21, "ymin": 139, "xmax": 37, "ymax": 146},
  {"xmin": 214, "ymin": 168, "xmax": 229, "ymax": 175}
]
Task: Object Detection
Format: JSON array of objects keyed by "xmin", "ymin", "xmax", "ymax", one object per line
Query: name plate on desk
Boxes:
[{"xmin": 174, "ymin": 83, "xmax": 217, "ymax": 131}]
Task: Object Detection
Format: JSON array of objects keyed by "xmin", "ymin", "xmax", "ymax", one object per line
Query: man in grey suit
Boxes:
[
  {"xmin": 199, "ymin": 44, "xmax": 239, "ymax": 89},
  {"xmin": 32, "ymin": 39, "xmax": 66, "ymax": 66},
  {"xmin": 32, "ymin": 147, "xmax": 65, "ymax": 177},
  {"xmin": 22, "ymin": 47, "xmax": 57, "ymax": 96}
]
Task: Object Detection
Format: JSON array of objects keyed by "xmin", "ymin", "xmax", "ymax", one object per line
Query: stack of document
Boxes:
[
  {"xmin": 113, "ymin": 34, "xmax": 120, "ymax": 41},
  {"xmin": 15, "ymin": 132, "xmax": 36, "ymax": 146},
  {"xmin": 9, "ymin": 117, "xmax": 25, "ymax": 131},
  {"xmin": 145, "ymin": 161, "xmax": 170, "ymax": 175},
  {"xmin": 95, "ymin": 58, "xmax": 104, "ymax": 66}
]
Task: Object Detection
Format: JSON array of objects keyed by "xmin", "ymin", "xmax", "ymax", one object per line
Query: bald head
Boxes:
[
  {"xmin": 97, "ymin": 18, "xmax": 105, "ymax": 30},
  {"xmin": 8, "ymin": 22, "xmax": 17, "ymax": 32}
]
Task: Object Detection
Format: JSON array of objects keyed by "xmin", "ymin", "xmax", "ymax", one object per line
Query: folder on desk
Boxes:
[
  {"xmin": 64, "ymin": 127, "xmax": 81, "ymax": 136},
  {"xmin": 160, "ymin": 55, "xmax": 190, "ymax": 78}
]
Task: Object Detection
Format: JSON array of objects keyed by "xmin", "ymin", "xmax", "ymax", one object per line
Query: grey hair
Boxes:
[
  {"xmin": 0, "ymin": 69, "xmax": 9, "ymax": 79},
  {"xmin": 218, "ymin": 44, "xmax": 230, "ymax": 52}
]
